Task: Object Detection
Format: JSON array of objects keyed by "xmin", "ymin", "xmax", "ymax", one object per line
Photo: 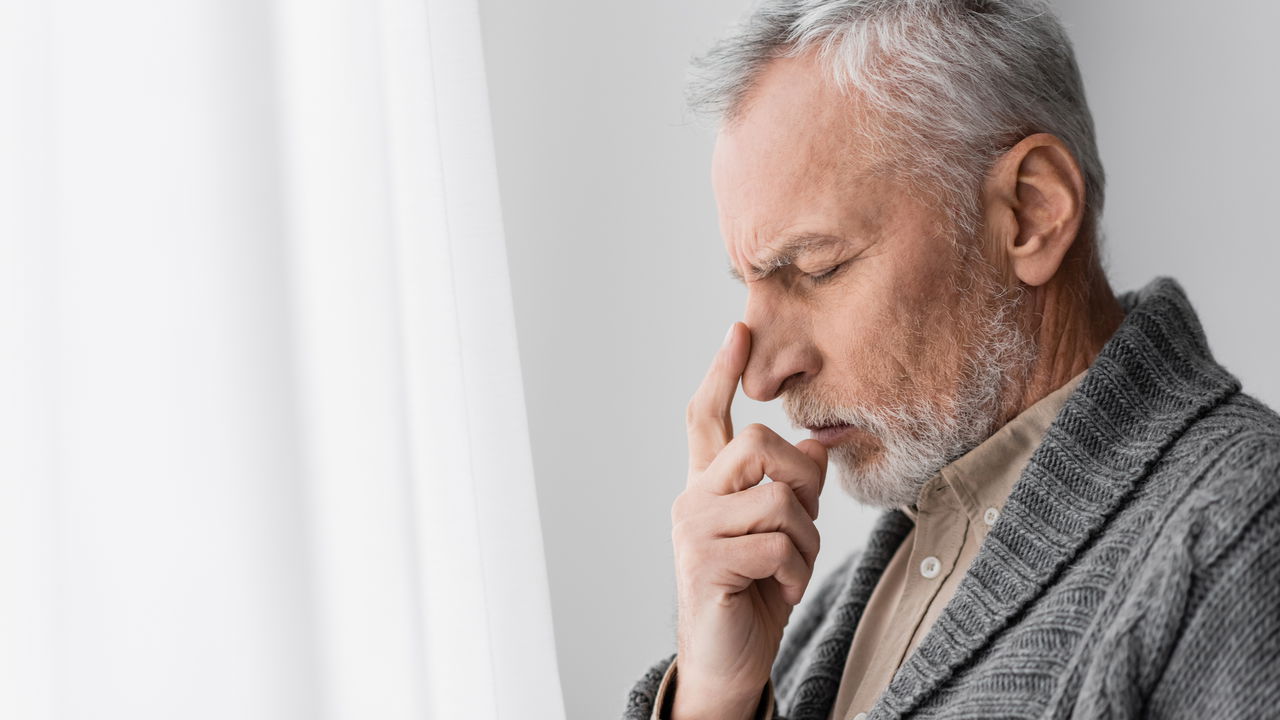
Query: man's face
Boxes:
[{"xmin": 712, "ymin": 51, "xmax": 1035, "ymax": 509}]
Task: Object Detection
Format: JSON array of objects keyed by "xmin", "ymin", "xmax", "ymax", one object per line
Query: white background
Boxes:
[{"xmin": 475, "ymin": 1, "xmax": 1280, "ymax": 717}]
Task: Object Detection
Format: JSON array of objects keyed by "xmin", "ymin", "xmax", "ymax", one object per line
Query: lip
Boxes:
[{"xmin": 807, "ymin": 423, "xmax": 854, "ymax": 448}]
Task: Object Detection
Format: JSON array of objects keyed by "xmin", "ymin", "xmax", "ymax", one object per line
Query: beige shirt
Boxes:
[
  {"xmin": 828, "ymin": 370, "xmax": 1083, "ymax": 720},
  {"xmin": 653, "ymin": 371, "xmax": 1084, "ymax": 720}
]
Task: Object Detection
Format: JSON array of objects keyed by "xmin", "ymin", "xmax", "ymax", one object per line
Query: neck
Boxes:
[{"xmin": 1001, "ymin": 239, "xmax": 1125, "ymax": 425}]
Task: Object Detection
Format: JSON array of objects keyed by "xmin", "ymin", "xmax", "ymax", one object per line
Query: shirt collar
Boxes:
[{"xmin": 901, "ymin": 369, "xmax": 1088, "ymax": 532}]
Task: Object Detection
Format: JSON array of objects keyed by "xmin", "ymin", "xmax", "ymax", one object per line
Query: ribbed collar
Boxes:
[
  {"xmin": 778, "ymin": 276, "xmax": 1241, "ymax": 720},
  {"xmin": 902, "ymin": 368, "xmax": 1085, "ymax": 539}
]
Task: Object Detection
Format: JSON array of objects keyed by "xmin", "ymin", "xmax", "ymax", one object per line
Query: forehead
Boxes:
[{"xmin": 710, "ymin": 52, "xmax": 880, "ymax": 267}]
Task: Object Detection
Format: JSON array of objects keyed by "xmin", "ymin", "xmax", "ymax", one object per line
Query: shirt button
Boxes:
[
  {"xmin": 852, "ymin": 713, "xmax": 868, "ymax": 720},
  {"xmin": 920, "ymin": 555, "xmax": 941, "ymax": 579},
  {"xmin": 983, "ymin": 506, "xmax": 1000, "ymax": 526}
]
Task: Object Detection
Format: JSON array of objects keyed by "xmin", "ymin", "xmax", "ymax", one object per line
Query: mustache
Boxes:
[
  {"xmin": 782, "ymin": 382, "xmax": 945, "ymax": 435},
  {"xmin": 782, "ymin": 386, "xmax": 861, "ymax": 429}
]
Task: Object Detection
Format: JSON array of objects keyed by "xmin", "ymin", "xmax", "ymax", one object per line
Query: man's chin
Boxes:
[{"xmin": 826, "ymin": 431, "xmax": 932, "ymax": 510}]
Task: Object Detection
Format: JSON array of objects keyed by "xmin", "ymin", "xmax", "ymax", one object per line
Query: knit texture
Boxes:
[{"xmin": 623, "ymin": 277, "xmax": 1280, "ymax": 719}]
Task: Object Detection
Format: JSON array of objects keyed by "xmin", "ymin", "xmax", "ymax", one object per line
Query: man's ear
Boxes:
[{"xmin": 980, "ymin": 133, "xmax": 1086, "ymax": 287}]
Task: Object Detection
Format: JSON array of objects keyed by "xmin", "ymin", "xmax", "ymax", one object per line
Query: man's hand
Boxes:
[{"xmin": 670, "ymin": 322, "xmax": 828, "ymax": 720}]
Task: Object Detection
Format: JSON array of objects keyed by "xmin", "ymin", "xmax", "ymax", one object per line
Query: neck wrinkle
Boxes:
[{"xmin": 1004, "ymin": 247, "xmax": 1124, "ymax": 425}]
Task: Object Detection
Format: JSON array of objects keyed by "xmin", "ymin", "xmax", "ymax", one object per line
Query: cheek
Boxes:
[
  {"xmin": 882, "ymin": 232, "xmax": 972, "ymax": 345},
  {"xmin": 827, "ymin": 252, "xmax": 967, "ymax": 395},
  {"xmin": 811, "ymin": 290, "xmax": 914, "ymax": 400},
  {"xmin": 889, "ymin": 276, "xmax": 976, "ymax": 390}
]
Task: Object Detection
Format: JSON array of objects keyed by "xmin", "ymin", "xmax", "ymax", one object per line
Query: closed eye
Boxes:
[{"xmin": 807, "ymin": 261, "xmax": 847, "ymax": 285}]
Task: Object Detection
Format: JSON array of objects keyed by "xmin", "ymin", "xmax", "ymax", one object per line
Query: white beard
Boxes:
[{"xmin": 783, "ymin": 252, "xmax": 1037, "ymax": 510}]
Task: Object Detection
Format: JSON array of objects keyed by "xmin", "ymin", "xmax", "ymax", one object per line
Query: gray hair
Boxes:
[{"xmin": 688, "ymin": 0, "xmax": 1105, "ymax": 241}]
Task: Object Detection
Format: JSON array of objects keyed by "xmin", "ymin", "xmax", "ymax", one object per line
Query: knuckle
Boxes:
[
  {"xmin": 681, "ymin": 537, "xmax": 708, "ymax": 571},
  {"xmin": 740, "ymin": 422, "xmax": 768, "ymax": 445},
  {"xmin": 680, "ymin": 397, "xmax": 701, "ymax": 425},
  {"xmin": 671, "ymin": 505, "xmax": 704, "ymax": 546},
  {"xmin": 684, "ymin": 397, "xmax": 701, "ymax": 427},
  {"xmin": 670, "ymin": 519, "xmax": 688, "ymax": 548},
  {"xmin": 765, "ymin": 532, "xmax": 791, "ymax": 561},
  {"xmin": 670, "ymin": 492, "xmax": 690, "ymax": 523},
  {"xmin": 762, "ymin": 480, "xmax": 792, "ymax": 511}
]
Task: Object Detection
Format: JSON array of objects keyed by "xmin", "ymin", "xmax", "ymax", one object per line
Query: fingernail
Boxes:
[{"xmin": 722, "ymin": 323, "xmax": 736, "ymax": 349}]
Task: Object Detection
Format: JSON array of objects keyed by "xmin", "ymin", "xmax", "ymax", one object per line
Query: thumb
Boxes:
[{"xmin": 795, "ymin": 438, "xmax": 828, "ymax": 515}]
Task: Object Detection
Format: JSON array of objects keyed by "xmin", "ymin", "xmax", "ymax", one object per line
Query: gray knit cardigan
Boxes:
[{"xmin": 624, "ymin": 277, "xmax": 1280, "ymax": 719}]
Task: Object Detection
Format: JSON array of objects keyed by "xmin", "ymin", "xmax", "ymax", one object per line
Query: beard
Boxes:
[{"xmin": 782, "ymin": 241, "xmax": 1037, "ymax": 510}]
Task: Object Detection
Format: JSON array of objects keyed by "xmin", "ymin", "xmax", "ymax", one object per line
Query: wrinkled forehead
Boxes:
[{"xmin": 710, "ymin": 53, "xmax": 881, "ymax": 264}]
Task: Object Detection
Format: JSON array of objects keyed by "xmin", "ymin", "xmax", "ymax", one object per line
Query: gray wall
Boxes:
[
  {"xmin": 476, "ymin": 1, "xmax": 1279, "ymax": 717},
  {"xmin": 1056, "ymin": 0, "xmax": 1280, "ymax": 406}
]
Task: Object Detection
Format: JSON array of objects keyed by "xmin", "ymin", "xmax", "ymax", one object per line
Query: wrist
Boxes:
[{"xmin": 671, "ymin": 678, "xmax": 766, "ymax": 720}]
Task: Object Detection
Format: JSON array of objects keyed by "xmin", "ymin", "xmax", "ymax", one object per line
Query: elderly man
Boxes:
[{"xmin": 623, "ymin": 2, "xmax": 1280, "ymax": 719}]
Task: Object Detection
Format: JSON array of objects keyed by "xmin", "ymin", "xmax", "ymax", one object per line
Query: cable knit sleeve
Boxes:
[
  {"xmin": 1059, "ymin": 431, "xmax": 1280, "ymax": 720},
  {"xmin": 1143, "ymin": 445, "xmax": 1280, "ymax": 719},
  {"xmin": 622, "ymin": 653, "xmax": 774, "ymax": 720}
]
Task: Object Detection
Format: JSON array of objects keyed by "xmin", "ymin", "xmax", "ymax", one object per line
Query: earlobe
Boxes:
[{"xmin": 989, "ymin": 133, "xmax": 1086, "ymax": 288}]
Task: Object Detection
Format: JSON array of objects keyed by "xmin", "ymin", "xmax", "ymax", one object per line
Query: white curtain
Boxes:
[{"xmin": 0, "ymin": 1, "xmax": 565, "ymax": 719}]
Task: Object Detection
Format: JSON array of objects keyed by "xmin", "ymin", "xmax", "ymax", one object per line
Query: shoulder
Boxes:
[
  {"xmin": 1144, "ymin": 395, "xmax": 1280, "ymax": 714},
  {"xmin": 1143, "ymin": 391, "xmax": 1280, "ymax": 575},
  {"xmin": 1055, "ymin": 393, "xmax": 1280, "ymax": 717}
]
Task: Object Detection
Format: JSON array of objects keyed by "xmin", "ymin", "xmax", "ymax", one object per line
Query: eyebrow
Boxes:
[{"xmin": 726, "ymin": 233, "xmax": 845, "ymax": 284}]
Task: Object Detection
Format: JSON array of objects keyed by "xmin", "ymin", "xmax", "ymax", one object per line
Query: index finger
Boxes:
[{"xmin": 686, "ymin": 321, "xmax": 751, "ymax": 472}]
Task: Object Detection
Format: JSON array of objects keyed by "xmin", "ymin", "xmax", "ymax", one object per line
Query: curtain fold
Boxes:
[{"xmin": 0, "ymin": 0, "xmax": 563, "ymax": 718}]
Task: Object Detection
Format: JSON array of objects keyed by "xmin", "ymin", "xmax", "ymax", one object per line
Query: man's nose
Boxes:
[{"xmin": 740, "ymin": 307, "xmax": 820, "ymax": 402}]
